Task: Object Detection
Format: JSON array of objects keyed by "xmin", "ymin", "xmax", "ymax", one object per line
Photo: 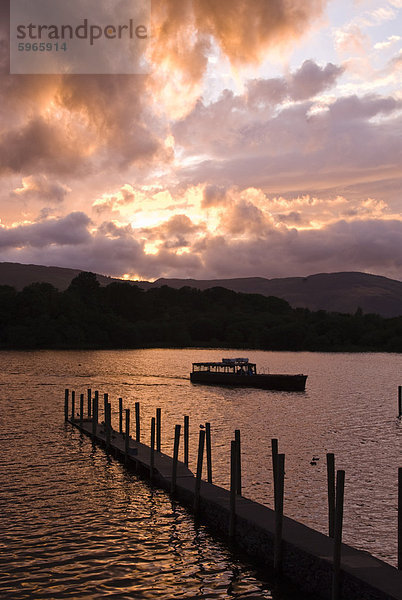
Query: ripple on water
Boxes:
[
  {"xmin": 0, "ymin": 368, "xmax": 311, "ymax": 599},
  {"xmin": 1, "ymin": 348, "xmax": 400, "ymax": 598}
]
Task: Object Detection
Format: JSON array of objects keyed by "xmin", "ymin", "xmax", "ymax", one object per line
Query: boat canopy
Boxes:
[{"xmin": 192, "ymin": 358, "xmax": 256, "ymax": 374}]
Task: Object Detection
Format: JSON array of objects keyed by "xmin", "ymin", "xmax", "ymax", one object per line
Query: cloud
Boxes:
[
  {"xmin": 288, "ymin": 60, "xmax": 344, "ymax": 100},
  {"xmin": 173, "ymin": 90, "xmax": 402, "ymax": 195},
  {"xmin": 0, "ymin": 0, "xmax": 165, "ymax": 177},
  {"xmin": 374, "ymin": 35, "xmax": 401, "ymax": 50},
  {"xmin": 1, "ymin": 195, "xmax": 400, "ymax": 281},
  {"xmin": 93, "ymin": 184, "xmax": 138, "ymax": 213},
  {"xmin": 141, "ymin": 214, "xmax": 207, "ymax": 249},
  {"xmin": 151, "ymin": 0, "xmax": 326, "ymax": 75},
  {"xmin": 0, "ymin": 212, "xmax": 91, "ymax": 249},
  {"xmin": 334, "ymin": 26, "xmax": 369, "ymax": 56},
  {"xmin": 11, "ymin": 175, "xmax": 71, "ymax": 204},
  {"xmin": 190, "ymin": 218, "xmax": 402, "ymax": 280},
  {"xmin": 246, "ymin": 60, "xmax": 344, "ymax": 107},
  {"xmin": 202, "ymin": 185, "xmax": 229, "ymax": 208},
  {"xmin": 220, "ymin": 199, "xmax": 275, "ymax": 236},
  {"xmin": 0, "ymin": 116, "xmax": 92, "ymax": 176}
]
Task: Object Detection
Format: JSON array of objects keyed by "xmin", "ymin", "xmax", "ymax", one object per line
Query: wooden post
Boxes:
[
  {"xmin": 94, "ymin": 391, "xmax": 99, "ymax": 423},
  {"xmin": 135, "ymin": 402, "xmax": 141, "ymax": 442},
  {"xmin": 79, "ymin": 393, "xmax": 84, "ymax": 425},
  {"xmin": 118, "ymin": 398, "xmax": 123, "ymax": 434},
  {"xmin": 398, "ymin": 386, "xmax": 402, "ymax": 418},
  {"xmin": 64, "ymin": 389, "xmax": 69, "ymax": 421},
  {"xmin": 150, "ymin": 417, "xmax": 155, "ymax": 482},
  {"xmin": 398, "ymin": 467, "xmax": 402, "ymax": 570},
  {"xmin": 103, "ymin": 393, "xmax": 108, "ymax": 424},
  {"xmin": 235, "ymin": 429, "xmax": 241, "ymax": 495},
  {"xmin": 205, "ymin": 422, "xmax": 212, "ymax": 483},
  {"xmin": 271, "ymin": 438, "xmax": 278, "ymax": 509},
  {"xmin": 156, "ymin": 408, "xmax": 161, "ymax": 452},
  {"xmin": 331, "ymin": 470, "xmax": 345, "ymax": 600},
  {"xmin": 124, "ymin": 409, "xmax": 130, "ymax": 464},
  {"xmin": 184, "ymin": 415, "xmax": 189, "ymax": 466},
  {"xmin": 71, "ymin": 391, "xmax": 75, "ymax": 421},
  {"xmin": 87, "ymin": 388, "xmax": 91, "ymax": 418},
  {"xmin": 274, "ymin": 453, "xmax": 285, "ymax": 572},
  {"xmin": 105, "ymin": 403, "xmax": 111, "ymax": 448},
  {"xmin": 194, "ymin": 429, "xmax": 205, "ymax": 514},
  {"xmin": 171, "ymin": 424, "xmax": 181, "ymax": 496},
  {"xmin": 92, "ymin": 393, "xmax": 98, "ymax": 438},
  {"xmin": 229, "ymin": 439, "xmax": 237, "ymax": 538},
  {"xmin": 327, "ymin": 453, "xmax": 336, "ymax": 538}
]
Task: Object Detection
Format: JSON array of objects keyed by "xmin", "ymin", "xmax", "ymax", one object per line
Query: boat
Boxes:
[{"xmin": 190, "ymin": 358, "xmax": 307, "ymax": 391}]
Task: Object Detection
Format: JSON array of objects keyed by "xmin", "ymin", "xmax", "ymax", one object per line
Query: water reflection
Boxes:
[{"xmin": 0, "ymin": 348, "xmax": 400, "ymax": 599}]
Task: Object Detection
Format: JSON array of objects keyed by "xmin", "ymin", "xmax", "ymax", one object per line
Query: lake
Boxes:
[{"xmin": 1, "ymin": 348, "xmax": 401, "ymax": 598}]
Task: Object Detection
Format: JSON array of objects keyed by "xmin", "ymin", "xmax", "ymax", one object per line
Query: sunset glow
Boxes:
[{"xmin": 1, "ymin": 0, "xmax": 401, "ymax": 280}]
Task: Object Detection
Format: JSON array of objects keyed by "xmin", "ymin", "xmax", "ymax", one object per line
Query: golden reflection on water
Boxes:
[{"xmin": 0, "ymin": 348, "xmax": 401, "ymax": 598}]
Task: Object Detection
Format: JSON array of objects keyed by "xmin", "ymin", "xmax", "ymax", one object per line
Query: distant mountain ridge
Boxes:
[{"xmin": 0, "ymin": 262, "xmax": 401, "ymax": 317}]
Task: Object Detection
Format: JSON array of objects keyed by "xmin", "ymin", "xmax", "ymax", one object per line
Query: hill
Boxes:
[
  {"xmin": 152, "ymin": 272, "xmax": 402, "ymax": 317},
  {"xmin": 0, "ymin": 262, "xmax": 401, "ymax": 317}
]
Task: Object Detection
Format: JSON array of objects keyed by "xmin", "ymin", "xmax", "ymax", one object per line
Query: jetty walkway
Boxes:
[{"xmin": 65, "ymin": 389, "xmax": 402, "ymax": 600}]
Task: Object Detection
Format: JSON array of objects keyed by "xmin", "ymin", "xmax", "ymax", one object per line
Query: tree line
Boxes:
[{"xmin": 0, "ymin": 271, "xmax": 401, "ymax": 352}]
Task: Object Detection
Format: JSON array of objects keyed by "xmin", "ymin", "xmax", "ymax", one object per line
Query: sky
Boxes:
[{"xmin": 0, "ymin": 0, "xmax": 401, "ymax": 282}]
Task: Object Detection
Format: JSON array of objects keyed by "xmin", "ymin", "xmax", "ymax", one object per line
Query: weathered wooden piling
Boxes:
[
  {"xmin": 150, "ymin": 417, "xmax": 155, "ymax": 481},
  {"xmin": 398, "ymin": 467, "xmax": 402, "ymax": 570},
  {"xmin": 124, "ymin": 408, "xmax": 130, "ymax": 464},
  {"xmin": 103, "ymin": 393, "xmax": 108, "ymax": 424},
  {"xmin": 156, "ymin": 408, "xmax": 161, "ymax": 452},
  {"xmin": 205, "ymin": 422, "xmax": 213, "ymax": 483},
  {"xmin": 274, "ymin": 453, "xmax": 285, "ymax": 572},
  {"xmin": 64, "ymin": 389, "xmax": 69, "ymax": 421},
  {"xmin": 135, "ymin": 402, "xmax": 141, "ymax": 442},
  {"xmin": 80, "ymin": 393, "xmax": 84, "ymax": 425},
  {"xmin": 398, "ymin": 386, "xmax": 402, "ymax": 418},
  {"xmin": 332, "ymin": 469, "xmax": 345, "ymax": 600},
  {"xmin": 105, "ymin": 403, "xmax": 111, "ymax": 448},
  {"xmin": 184, "ymin": 415, "xmax": 189, "ymax": 466},
  {"xmin": 118, "ymin": 398, "xmax": 123, "ymax": 433},
  {"xmin": 87, "ymin": 389, "xmax": 91, "ymax": 418},
  {"xmin": 171, "ymin": 424, "xmax": 181, "ymax": 496},
  {"xmin": 235, "ymin": 429, "xmax": 241, "ymax": 495},
  {"xmin": 92, "ymin": 393, "xmax": 98, "ymax": 438},
  {"xmin": 271, "ymin": 438, "xmax": 278, "ymax": 508},
  {"xmin": 229, "ymin": 439, "xmax": 237, "ymax": 538},
  {"xmin": 71, "ymin": 391, "xmax": 75, "ymax": 421},
  {"xmin": 194, "ymin": 429, "xmax": 205, "ymax": 514},
  {"xmin": 327, "ymin": 453, "xmax": 336, "ymax": 538}
]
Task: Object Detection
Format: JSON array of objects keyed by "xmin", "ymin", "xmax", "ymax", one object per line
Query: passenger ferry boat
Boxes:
[{"xmin": 190, "ymin": 358, "xmax": 307, "ymax": 391}]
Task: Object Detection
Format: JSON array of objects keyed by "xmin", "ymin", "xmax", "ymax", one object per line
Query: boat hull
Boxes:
[{"xmin": 190, "ymin": 372, "xmax": 307, "ymax": 391}]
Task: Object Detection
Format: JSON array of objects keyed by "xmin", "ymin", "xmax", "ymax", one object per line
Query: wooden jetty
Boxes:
[{"xmin": 65, "ymin": 389, "xmax": 402, "ymax": 600}]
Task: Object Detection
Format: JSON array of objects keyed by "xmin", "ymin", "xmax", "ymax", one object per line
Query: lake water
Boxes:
[{"xmin": 1, "ymin": 348, "xmax": 401, "ymax": 599}]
